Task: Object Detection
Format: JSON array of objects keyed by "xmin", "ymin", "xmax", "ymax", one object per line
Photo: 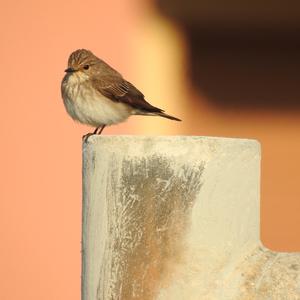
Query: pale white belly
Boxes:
[{"xmin": 62, "ymin": 75, "xmax": 132, "ymax": 127}]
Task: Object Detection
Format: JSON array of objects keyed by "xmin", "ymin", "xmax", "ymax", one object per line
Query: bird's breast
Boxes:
[{"xmin": 61, "ymin": 74, "xmax": 132, "ymax": 126}]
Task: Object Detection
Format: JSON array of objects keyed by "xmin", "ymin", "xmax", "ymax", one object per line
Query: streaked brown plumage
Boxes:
[{"xmin": 61, "ymin": 49, "xmax": 181, "ymax": 136}]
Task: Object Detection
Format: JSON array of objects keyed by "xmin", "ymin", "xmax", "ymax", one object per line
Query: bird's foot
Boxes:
[{"xmin": 82, "ymin": 132, "xmax": 95, "ymax": 142}]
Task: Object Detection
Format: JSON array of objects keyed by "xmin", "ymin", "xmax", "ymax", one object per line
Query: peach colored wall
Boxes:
[
  {"xmin": 1, "ymin": 1, "xmax": 299, "ymax": 299},
  {"xmin": 0, "ymin": 1, "xmax": 140, "ymax": 299}
]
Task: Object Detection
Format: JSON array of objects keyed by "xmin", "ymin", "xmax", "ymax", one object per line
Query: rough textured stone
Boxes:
[{"xmin": 82, "ymin": 136, "xmax": 300, "ymax": 300}]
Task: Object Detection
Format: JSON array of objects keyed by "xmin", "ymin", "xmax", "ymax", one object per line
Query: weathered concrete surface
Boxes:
[{"xmin": 82, "ymin": 136, "xmax": 300, "ymax": 300}]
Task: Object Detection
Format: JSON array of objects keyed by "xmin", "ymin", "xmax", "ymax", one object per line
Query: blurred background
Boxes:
[{"xmin": 1, "ymin": 0, "xmax": 300, "ymax": 299}]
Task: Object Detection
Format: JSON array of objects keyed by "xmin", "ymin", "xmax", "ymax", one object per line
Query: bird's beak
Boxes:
[{"xmin": 65, "ymin": 67, "xmax": 76, "ymax": 73}]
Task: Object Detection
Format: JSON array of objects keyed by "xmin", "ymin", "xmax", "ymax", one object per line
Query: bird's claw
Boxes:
[{"xmin": 82, "ymin": 133, "xmax": 95, "ymax": 142}]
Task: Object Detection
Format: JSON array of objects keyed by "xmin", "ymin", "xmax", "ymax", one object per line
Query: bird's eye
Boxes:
[{"xmin": 83, "ymin": 65, "xmax": 90, "ymax": 70}]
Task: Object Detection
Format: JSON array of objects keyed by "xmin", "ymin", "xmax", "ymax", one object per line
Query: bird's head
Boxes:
[{"xmin": 65, "ymin": 49, "xmax": 99, "ymax": 76}]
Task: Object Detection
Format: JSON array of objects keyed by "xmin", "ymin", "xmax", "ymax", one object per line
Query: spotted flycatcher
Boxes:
[{"xmin": 61, "ymin": 49, "xmax": 181, "ymax": 136}]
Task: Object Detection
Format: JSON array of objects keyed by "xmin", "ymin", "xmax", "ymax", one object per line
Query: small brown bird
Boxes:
[{"xmin": 61, "ymin": 49, "xmax": 181, "ymax": 137}]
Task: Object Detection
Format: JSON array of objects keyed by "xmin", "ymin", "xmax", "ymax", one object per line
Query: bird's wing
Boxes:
[{"xmin": 91, "ymin": 77, "xmax": 163, "ymax": 113}]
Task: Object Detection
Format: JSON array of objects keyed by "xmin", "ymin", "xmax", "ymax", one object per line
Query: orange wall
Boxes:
[
  {"xmin": 0, "ymin": 1, "xmax": 299, "ymax": 299},
  {"xmin": 0, "ymin": 1, "xmax": 140, "ymax": 299}
]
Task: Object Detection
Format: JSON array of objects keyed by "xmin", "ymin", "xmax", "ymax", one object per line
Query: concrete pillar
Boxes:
[{"xmin": 82, "ymin": 136, "xmax": 300, "ymax": 300}]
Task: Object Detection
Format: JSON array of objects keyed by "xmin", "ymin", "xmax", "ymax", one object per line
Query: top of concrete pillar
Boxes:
[{"xmin": 83, "ymin": 135, "xmax": 260, "ymax": 160}]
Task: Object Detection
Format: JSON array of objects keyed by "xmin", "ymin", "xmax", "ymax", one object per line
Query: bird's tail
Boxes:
[
  {"xmin": 136, "ymin": 110, "xmax": 181, "ymax": 121},
  {"xmin": 156, "ymin": 112, "xmax": 181, "ymax": 121}
]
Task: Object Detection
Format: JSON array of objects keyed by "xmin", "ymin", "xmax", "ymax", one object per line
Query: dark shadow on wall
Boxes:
[{"xmin": 155, "ymin": 0, "xmax": 300, "ymax": 110}]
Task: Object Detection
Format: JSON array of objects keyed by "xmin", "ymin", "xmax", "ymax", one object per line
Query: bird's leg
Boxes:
[
  {"xmin": 97, "ymin": 125, "xmax": 106, "ymax": 135},
  {"xmin": 93, "ymin": 127, "xmax": 99, "ymax": 134},
  {"xmin": 83, "ymin": 127, "xmax": 99, "ymax": 142},
  {"xmin": 83, "ymin": 125, "xmax": 106, "ymax": 142}
]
